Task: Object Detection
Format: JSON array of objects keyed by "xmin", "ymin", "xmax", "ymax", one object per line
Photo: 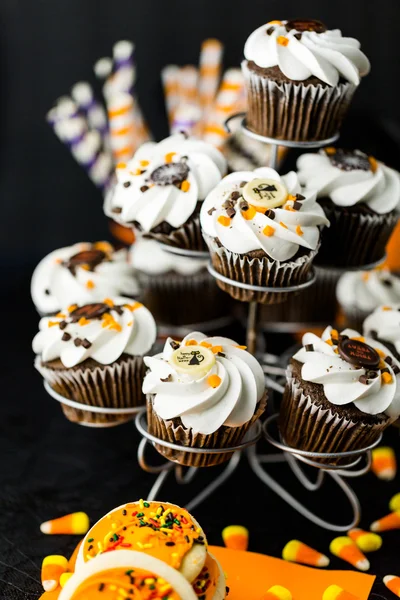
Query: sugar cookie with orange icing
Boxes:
[
  {"xmin": 76, "ymin": 501, "xmax": 207, "ymax": 583},
  {"xmin": 59, "ymin": 550, "xmax": 197, "ymax": 600},
  {"xmin": 192, "ymin": 552, "xmax": 226, "ymax": 600}
]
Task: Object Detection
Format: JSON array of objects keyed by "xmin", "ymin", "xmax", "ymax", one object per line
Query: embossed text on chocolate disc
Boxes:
[
  {"xmin": 70, "ymin": 303, "xmax": 110, "ymax": 320},
  {"xmin": 285, "ymin": 18, "xmax": 327, "ymax": 33},
  {"xmin": 338, "ymin": 338, "xmax": 380, "ymax": 369},
  {"xmin": 66, "ymin": 249, "xmax": 106, "ymax": 272},
  {"xmin": 149, "ymin": 162, "xmax": 189, "ymax": 186}
]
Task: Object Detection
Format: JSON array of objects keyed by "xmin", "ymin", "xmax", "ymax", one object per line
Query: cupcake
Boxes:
[
  {"xmin": 242, "ymin": 19, "xmax": 370, "ymax": 141},
  {"xmin": 31, "ymin": 241, "xmax": 138, "ymax": 316},
  {"xmin": 143, "ymin": 332, "xmax": 267, "ymax": 467},
  {"xmin": 364, "ymin": 305, "xmax": 400, "ymax": 362},
  {"xmin": 297, "ymin": 148, "xmax": 400, "ymax": 267},
  {"xmin": 130, "ymin": 237, "xmax": 229, "ymax": 327},
  {"xmin": 200, "ymin": 167, "xmax": 329, "ymax": 304},
  {"xmin": 337, "ymin": 269, "xmax": 400, "ymax": 331},
  {"xmin": 33, "ymin": 297, "xmax": 157, "ymax": 426},
  {"xmin": 60, "ymin": 550, "xmax": 200, "ymax": 600},
  {"xmin": 104, "ymin": 134, "xmax": 226, "ymax": 251},
  {"xmin": 280, "ymin": 326, "xmax": 400, "ymax": 463}
]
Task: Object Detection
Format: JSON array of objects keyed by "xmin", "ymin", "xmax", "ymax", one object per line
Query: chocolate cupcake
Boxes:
[
  {"xmin": 242, "ymin": 19, "xmax": 370, "ymax": 141},
  {"xmin": 338, "ymin": 269, "xmax": 400, "ymax": 331},
  {"xmin": 280, "ymin": 326, "xmax": 400, "ymax": 464},
  {"xmin": 143, "ymin": 332, "xmax": 267, "ymax": 467},
  {"xmin": 130, "ymin": 237, "xmax": 229, "ymax": 327},
  {"xmin": 104, "ymin": 134, "xmax": 226, "ymax": 251},
  {"xmin": 364, "ymin": 305, "xmax": 400, "ymax": 362},
  {"xmin": 297, "ymin": 148, "xmax": 400, "ymax": 267},
  {"xmin": 33, "ymin": 297, "xmax": 157, "ymax": 426},
  {"xmin": 200, "ymin": 167, "xmax": 329, "ymax": 304},
  {"xmin": 31, "ymin": 241, "xmax": 138, "ymax": 316}
]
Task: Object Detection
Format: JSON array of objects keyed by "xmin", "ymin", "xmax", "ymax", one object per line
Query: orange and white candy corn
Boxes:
[
  {"xmin": 222, "ymin": 525, "xmax": 249, "ymax": 551},
  {"xmin": 40, "ymin": 511, "xmax": 89, "ymax": 535},
  {"xmin": 371, "ymin": 446, "xmax": 397, "ymax": 480},
  {"xmin": 262, "ymin": 585, "xmax": 292, "ymax": 600},
  {"xmin": 329, "ymin": 537, "xmax": 370, "ymax": 571},
  {"xmin": 384, "ymin": 575, "xmax": 400, "ymax": 597},
  {"xmin": 370, "ymin": 511, "xmax": 400, "ymax": 532},
  {"xmin": 41, "ymin": 555, "xmax": 68, "ymax": 591},
  {"xmin": 390, "ymin": 493, "xmax": 400, "ymax": 512},
  {"xmin": 282, "ymin": 539, "xmax": 329, "ymax": 567},
  {"xmin": 323, "ymin": 584, "xmax": 362, "ymax": 600},
  {"xmin": 348, "ymin": 528, "xmax": 382, "ymax": 552}
]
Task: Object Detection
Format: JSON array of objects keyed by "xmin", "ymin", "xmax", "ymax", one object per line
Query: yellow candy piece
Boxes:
[
  {"xmin": 348, "ymin": 528, "xmax": 382, "ymax": 553},
  {"xmin": 282, "ymin": 539, "xmax": 329, "ymax": 567},
  {"xmin": 40, "ymin": 512, "xmax": 90, "ymax": 535},
  {"xmin": 390, "ymin": 492, "xmax": 400, "ymax": 512},
  {"xmin": 329, "ymin": 537, "xmax": 370, "ymax": 571},
  {"xmin": 323, "ymin": 584, "xmax": 362, "ymax": 600},
  {"xmin": 41, "ymin": 555, "xmax": 68, "ymax": 591},
  {"xmin": 168, "ymin": 345, "xmax": 216, "ymax": 378},
  {"xmin": 263, "ymin": 585, "xmax": 292, "ymax": 600},
  {"xmin": 221, "ymin": 525, "xmax": 249, "ymax": 551},
  {"xmin": 242, "ymin": 178, "xmax": 288, "ymax": 210}
]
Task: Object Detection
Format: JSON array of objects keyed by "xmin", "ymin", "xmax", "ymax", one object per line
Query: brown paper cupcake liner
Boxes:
[
  {"xmin": 146, "ymin": 392, "xmax": 267, "ymax": 467},
  {"xmin": 260, "ymin": 267, "xmax": 340, "ymax": 326},
  {"xmin": 242, "ymin": 61, "xmax": 356, "ymax": 142},
  {"xmin": 279, "ymin": 369, "xmax": 392, "ymax": 465},
  {"xmin": 136, "ymin": 268, "xmax": 229, "ymax": 327},
  {"xmin": 142, "ymin": 215, "xmax": 206, "ymax": 251},
  {"xmin": 36, "ymin": 355, "xmax": 146, "ymax": 426},
  {"xmin": 203, "ymin": 232, "xmax": 318, "ymax": 305},
  {"xmin": 315, "ymin": 207, "xmax": 398, "ymax": 268}
]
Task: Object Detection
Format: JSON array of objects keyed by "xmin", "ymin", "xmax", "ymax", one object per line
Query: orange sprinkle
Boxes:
[
  {"xmin": 116, "ymin": 162, "xmax": 127, "ymax": 169},
  {"xmin": 80, "ymin": 264, "xmax": 90, "ymax": 271},
  {"xmin": 101, "ymin": 313, "xmax": 122, "ymax": 332},
  {"xmin": 165, "ymin": 152, "xmax": 176, "ymax": 163},
  {"xmin": 181, "ymin": 180, "xmax": 190, "ymax": 192},
  {"xmin": 263, "ymin": 225, "xmax": 275, "ymax": 237},
  {"xmin": 130, "ymin": 169, "xmax": 142, "ymax": 176},
  {"xmin": 285, "ymin": 205, "xmax": 296, "ymax": 212},
  {"xmin": 296, "ymin": 225, "xmax": 304, "ymax": 236},
  {"xmin": 277, "ymin": 36, "xmax": 289, "ymax": 46},
  {"xmin": 56, "ymin": 313, "xmax": 66, "ymax": 319},
  {"xmin": 48, "ymin": 321, "xmax": 59, "ymax": 328},
  {"xmin": 185, "ymin": 339, "xmax": 199, "ymax": 346},
  {"xmin": 207, "ymin": 375, "xmax": 222, "ymax": 388},
  {"xmin": 54, "ymin": 258, "xmax": 63, "ymax": 264},
  {"xmin": 127, "ymin": 321, "xmax": 133, "ymax": 327},
  {"xmin": 139, "ymin": 160, "xmax": 149, "ymax": 167},
  {"xmin": 362, "ymin": 272, "xmax": 370, "ymax": 282},
  {"xmin": 94, "ymin": 241, "xmax": 113, "ymax": 253},
  {"xmin": 326, "ymin": 339, "xmax": 333, "ymax": 346},
  {"xmin": 68, "ymin": 305, "xmax": 77, "ymax": 313},
  {"xmin": 254, "ymin": 205, "xmax": 268, "ymax": 214},
  {"xmin": 369, "ymin": 156, "xmax": 378, "ymax": 173},
  {"xmin": 218, "ymin": 215, "xmax": 231, "ymax": 227},
  {"xmin": 279, "ymin": 221, "xmax": 288, "ymax": 229},
  {"xmin": 212, "ymin": 346, "xmax": 223, "ymax": 354},
  {"xmin": 325, "ymin": 147, "xmax": 336, "ymax": 155},
  {"xmin": 331, "ymin": 329, "xmax": 339, "ymax": 340},
  {"xmin": 86, "ymin": 280, "xmax": 95, "ymax": 290},
  {"xmin": 235, "ymin": 345, "xmax": 247, "ymax": 350},
  {"xmin": 200, "ymin": 341, "xmax": 212, "ymax": 348},
  {"xmin": 78, "ymin": 317, "xmax": 90, "ymax": 326},
  {"xmin": 352, "ymin": 336, "xmax": 366, "ymax": 343},
  {"xmin": 242, "ymin": 205, "xmax": 257, "ymax": 220},
  {"xmin": 376, "ymin": 348, "xmax": 386, "ymax": 358},
  {"xmin": 124, "ymin": 302, "xmax": 143, "ymax": 312},
  {"xmin": 103, "ymin": 298, "xmax": 114, "ymax": 307},
  {"xmin": 268, "ymin": 20, "xmax": 282, "ymax": 25},
  {"xmin": 383, "ymin": 306, "xmax": 393, "ymax": 311},
  {"xmin": 382, "ymin": 372, "xmax": 393, "ymax": 385}
]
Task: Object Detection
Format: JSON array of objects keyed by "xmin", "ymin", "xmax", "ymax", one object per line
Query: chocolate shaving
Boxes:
[
  {"xmin": 231, "ymin": 191, "xmax": 241, "ymax": 201},
  {"xmin": 369, "ymin": 330, "xmax": 378, "ymax": 339},
  {"xmin": 239, "ymin": 181, "xmax": 247, "ymax": 188},
  {"xmin": 207, "ymin": 207, "xmax": 216, "ymax": 215},
  {"xmin": 59, "ymin": 321, "xmax": 67, "ymax": 330},
  {"xmin": 294, "ymin": 32, "xmax": 302, "ymax": 40},
  {"xmin": 222, "ymin": 199, "xmax": 234, "ymax": 210},
  {"xmin": 239, "ymin": 200, "xmax": 249, "ymax": 211},
  {"xmin": 160, "ymin": 375, "xmax": 172, "ymax": 383},
  {"xmin": 123, "ymin": 181, "xmax": 131, "ymax": 188},
  {"xmin": 266, "ymin": 209, "xmax": 275, "ymax": 220},
  {"xmin": 44, "ymin": 289, "xmax": 50, "ymax": 295},
  {"xmin": 296, "ymin": 193, "xmax": 305, "ymax": 201},
  {"xmin": 82, "ymin": 338, "xmax": 92, "ymax": 349},
  {"xmin": 62, "ymin": 332, "xmax": 71, "ymax": 342},
  {"xmin": 266, "ymin": 26, "xmax": 275, "ymax": 35},
  {"xmin": 359, "ymin": 374, "xmax": 369, "ymax": 385},
  {"xmin": 226, "ymin": 207, "xmax": 236, "ymax": 219},
  {"xmin": 292, "ymin": 201, "xmax": 303, "ymax": 211},
  {"xmin": 74, "ymin": 338, "xmax": 82, "ymax": 347},
  {"xmin": 305, "ymin": 344, "xmax": 314, "ymax": 352},
  {"xmin": 385, "ymin": 356, "xmax": 393, "ymax": 365},
  {"xmin": 393, "ymin": 365, "xmax": 400, "ymax": 375},
  {"xmin": 382, "ymin": 279, "xmax": 393, "ymax": 287},
  {"xmin": 170, "ymin": 340, "xmax": 180, "ymax": 350},
  {"xmin": 140, "ymin": 185, "xmax": 149, "ymax": 193},
  {"xmin": 111, "ymin": 207, "xmax": 122, "ymax": 214}
]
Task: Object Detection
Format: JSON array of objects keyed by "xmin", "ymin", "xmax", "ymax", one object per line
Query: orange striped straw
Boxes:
[
  {"xmin": 107, "ymin": 91, "xmax": 136, "ymax": 163},
  {"xmin": 203, "ymin": 68, "xmax": 244, "ymax": 148},
  {"xmin": 162, "ymin": 65, "xmax": 180, "ymax": 128},
  {"xmin": 178, "ymin": 65, "xmax": 199, "ymax": 105},
  {"xmin": 198, "ymin": 39, "xmax": 224, "ymax": 131}
]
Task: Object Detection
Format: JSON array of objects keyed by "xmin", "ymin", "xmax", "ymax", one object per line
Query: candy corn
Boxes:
[
  {"xmin": 371, "ymin": 446, "xmax": 397, "ymax": 480},
  {"xmin": 59, "ymin": 572, "xmax": 73, "ymax": 588},
  {"xmin": 384, "ymin": 575, "xmax": 400, "ymax": 597},
  {"xmin": 222, "ymin": 525, "xmax": 249, "ymax": 551},
  {"xmin": 41, "ymin": 555, "xmax": 68, "ymax": 591},
  {"xmin": 348, "ymin": 528, "xmax": 382, "ymax": 552},
  {"xmin": 262, "ymin": 585, "xmax": 292, "ymax": 600},
  {"xmin": 40, "ymin": 512, "xmax": 89, "ymax": 535},
  {"xmin": 329, "ymin": 537, "xmax": 370, "ymax": 571},
  {"xmin": 323, "ymin": 584, "xmax": 362, "ymax": 600},
  {"xmin": 371, "ymin": 510, "xmax": 400, "ymax": 532},
  {"xmin": 282, "ymin": 539, "xmax": 329, "ymax": 567},
  {"xmin": 390, "ymin": 493, "xmax": 400, "ymax": 512}
]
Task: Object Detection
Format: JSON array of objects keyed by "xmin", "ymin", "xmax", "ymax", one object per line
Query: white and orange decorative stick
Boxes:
[
  {"xmin": 162, "ymin": 65, "xmax": 180, "ymax": 129},
  {"xmin": 198, "ymin": 38, "xmax": 224, "ymax": 131},
  {"xmin": 371, "ymin": 446, "xmax": 397, "ymax": 480},
  {"xmin": 384, "ymin": 575, "xmax": 400, "ymax": 597},
  {"xmin": 171, "ymin": 103, "xmax": 202, "ymax": 136},
  {"xmin": 282, "ymin": 539, "xmax": 329, "ymax": 567},
  {"xmin": 41, "ymin": 555, "xmax": 68, "ymax": 592},
  {"xmin": 106, "ymin": 91, "xmax": 136, "ymax": 163},
  {"xmin": 40, "ymin": 511, "xmax": 90, "ymax": 535},
  {"xmin": 178, "ymin": 65, "xmax": 199, "ymax": 105},
  {"xmin": 71, "ymin": 81, "xmax": 109, "ymax": 149},
  {"xmin": 370, "ymin": 510, "xmax": 400, "ymax": 532},
  {"xmin": 329, "ymin": 537, "xmax": 370, "ymax": 571}
]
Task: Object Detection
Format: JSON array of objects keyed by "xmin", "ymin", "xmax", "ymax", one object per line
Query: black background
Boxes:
[{"xmin": 1, "ymin": 1, "xmax": 400, "ymax": 598}]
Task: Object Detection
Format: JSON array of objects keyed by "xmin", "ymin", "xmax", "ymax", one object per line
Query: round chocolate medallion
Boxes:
[
  {"xmin": 70, "ymin": 303, "xmax": 111, "ymax": 320},
  {"xmin": 149, "ymin": 161, "xmax": 189, "ymax": 186},
  {"xmin": 66, "ymin": 249, "xmax": 106, "ymax": 273},
  {"xmin": 327, "ymin": 149, "xmax": 371, "ymax": 172},
  {"xmin": 285, "ymin": 18, "xmax": 327, "ymax": 33},
  {"xmin": 338, "ymin": 338, "xmax": 380, "ymax": 369}
]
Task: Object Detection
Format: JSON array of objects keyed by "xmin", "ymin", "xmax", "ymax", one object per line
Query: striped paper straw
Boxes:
[
  {"xmin": 71, "ymin": 81, "xmax": 109, "ymax": 148},
  {"xmin": 171, "ymin": 103, "xmax": 202, "ymax": 136},
  {"xmin": 161, "ymin": 65, "xmax": 180, "ymax": 129},
  {"xmin": 203, "ymin": 68, "xmax": 244, "ymax": 148},
  {"xmin": 107, "ymin": 91, "xmax": 136, "ymax": 162},
  {"xmin": 178, "ymin": 65, "xmax": 199, "ymax": 105},
  {"xmin": 198, "ymin": 38, "xmax": 224, "ymax": 131}
]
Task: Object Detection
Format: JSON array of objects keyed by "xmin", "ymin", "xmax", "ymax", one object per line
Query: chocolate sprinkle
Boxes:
[
  {"xmin": 294, "ymin": 32, "xmax": 302, "ymax": 40},
  {"xmin": 140, "ymin": 185, "xmax": 149, "ymax": 193},
  {"xmin": 82, "ymin": 338, "xmax": 92, "ymax": 349},
  {"xmin": 240, "ymin": 181, "xmax": 247, "ymax": 188},
  {"xmin": 266, "ymin": 26, "xmax": 275, "ymax": 35},
  {"xmin": 74, "ymin": 338, "xmax": 82, "ymax": 347},
  {"xmin": 296, "ymin": 193, "xmax": 305, "ymax": 201},
  {"xmin": 239, "ymin": 200, "xmax": 249, "ymax": 211},
  {"xmin": 231, "ymin": 191, "xmax": 241, "ymax": 201},
  {"xmin": 305, "ymin": 344, "xmax": 314, "ymax": 352},
  {"xmin": 160, "ymin": 375, "xmax": 172, "ymax": 383},
  {"xmin": 292, "ymin": 201, "xmax": 303, "ymax": 211},
  {"xmin": 266, "ymin": 209, "xmax": 275, "ymax": 220},
  {"xmin": 385, "ymin": 356, "xmax": 394, "ymax": 365},
  {"xmin": 369, "ymin": 330, "xmax": 378, "ymax": 339},
  {"xmin": 359, "ymin": 374, "xmax": 369, "ymax": 385},
  {"xmin": 111, "ymin": 207, "xmax": 122, "ymax": 214},
  {"xmin": 170, "ymin": 340, "xmax": 180, "ymax": 350},
  {"xmin": 207, "ymin": 207, "xmax": 216, "ymax": 215},
  {"xmin": 62, "ymin": 332, "xmax": 71, "ymax": 342},
  {"xmin": 226, "ymin": 207, "xmax": 236, "ymax": 218},
  {"xmin": 44, "ymin": 289, "xmax": 50, "ymax": 295},
  {"xmin": 382, "ymin": 279, "xmax": 393, "ymax": 287},
  {"xmin": 59, "ymin": 321, "xmax": 67, "ymax": 330},
  {"xmin": 393, "ymin": 365, "xmax": 400, "ymax": 375},
  {"xmin": 123, "ymin": 181, "xmax": 131, "ymax": 188}
]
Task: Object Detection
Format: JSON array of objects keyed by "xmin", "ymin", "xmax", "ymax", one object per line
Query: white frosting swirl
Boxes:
[
  {"xmin": 297, "ymin": 150, "xmax": 400, "ymax": 214},
  {"xmin": 129, "ymin": 238, "xmax": 207, "ymax": 276},
  {"xmin": 200, "ymin": 167, "xmax": 329, "ymax": 261},
  {"xmin": 293, "ymin": 326, "xmax": 400, "ymax": 418},
  {"xmin": 244, "ymin": 20, "xmax": 370, "ymax": 85},
  {"xmin": 337, "ymin": 269, "xmax": 400, "ymax": 314},
  {"xmin": 32, "ymin": 297, "xmax": 157, "ymax": 367},
  {"xmin": 104, "ymin": 134, "xmax": 226, "ymax": 231},
  {"xmin": 31, "ymin": 242, "xmax": 138, "ymax": 315},
  {"xmin": 143, "ymin": 332, "xmax": 265, "ymax": 435},
  {"xmin": 364, "ymin": 305, "xmax": 400, "ymax": 357}
]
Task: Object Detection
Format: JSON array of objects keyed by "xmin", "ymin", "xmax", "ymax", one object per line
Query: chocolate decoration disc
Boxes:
[
  {"xmin": 70, "ymin": 303, "xmax": 110, "ymax": 320},
  {"xmin": 66, "ymin": 249, "xmax": 106, "ymax": 272},
  {"xmin": 149, "ymin": 162, "xmax": 189, "ymax": 186},
  {"xmin": 285, "ymin": 18, "xmax": 327, "ymax": 33},
  {"xmin": 338, "ymin": 338, "xmax": 380, "ymax": 369},
  {"xmin": 328, "ymin": 149, "xmax": 371, "ymax": 172}
]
